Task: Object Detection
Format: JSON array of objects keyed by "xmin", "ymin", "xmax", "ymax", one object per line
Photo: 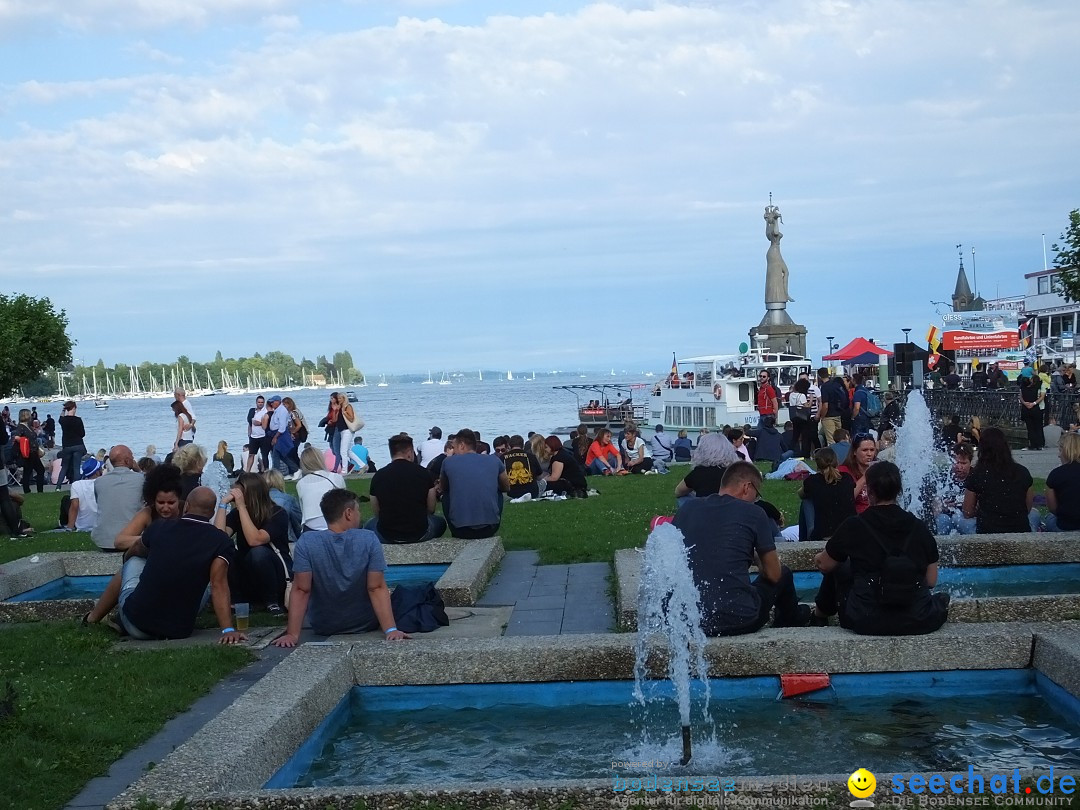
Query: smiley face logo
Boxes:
[{"xmin": 848, "ymin": 768, "xmax": 876, "ymax": 798}]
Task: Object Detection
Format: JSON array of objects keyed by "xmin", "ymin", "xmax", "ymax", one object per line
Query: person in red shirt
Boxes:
[
  {"xmin": 756, "ymin": 370, "xmax": 779, "ymax": 426},
  {"xmin": 585, "ymin": 429, "xmax": 625, "ymax": 475}
]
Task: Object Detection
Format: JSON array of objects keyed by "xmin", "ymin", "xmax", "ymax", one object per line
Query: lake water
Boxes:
[{"xmin": 44, "ymin": 375, "xmax": 640, "ymax": 463}]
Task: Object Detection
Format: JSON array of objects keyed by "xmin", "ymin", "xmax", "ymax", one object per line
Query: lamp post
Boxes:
[{"xmin": 825, "ymin": 336, "xmax": 838, "ymax": 374}]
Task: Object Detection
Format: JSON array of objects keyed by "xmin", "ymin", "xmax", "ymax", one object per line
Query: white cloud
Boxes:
[{"xmin": 1, "ymin": 0, "xmax": 1078, "ymax": 366}]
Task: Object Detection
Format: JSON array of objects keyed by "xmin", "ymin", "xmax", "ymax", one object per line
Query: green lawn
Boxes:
[{"xmin": 0, "ymin": 623, "xmax": 251, "ymax": 810}]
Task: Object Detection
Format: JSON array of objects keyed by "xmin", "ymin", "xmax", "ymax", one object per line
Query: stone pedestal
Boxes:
[{"xmin": 750, "ymin": 306, "xmax": 807, "ymax": 357}]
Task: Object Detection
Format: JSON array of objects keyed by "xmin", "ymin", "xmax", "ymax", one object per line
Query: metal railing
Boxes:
[{"xmin": 919, "ymin": 388, "xmax": 1080, "ymax": 428}]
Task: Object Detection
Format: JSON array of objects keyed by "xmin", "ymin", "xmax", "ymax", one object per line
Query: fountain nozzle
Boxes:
[{"xmin": 681, "ymin": 725, "xmax": 692, "ymax": 765}]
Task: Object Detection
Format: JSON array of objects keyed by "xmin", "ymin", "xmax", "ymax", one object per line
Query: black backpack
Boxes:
[{"xmin": 864, "ymin": 521, "xmax": 921, "ymax": 608}]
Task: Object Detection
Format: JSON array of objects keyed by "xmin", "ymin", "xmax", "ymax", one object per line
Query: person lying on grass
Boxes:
[{"xmin": 83, "ymin": 487, "xmax": 245, "ymax": 644}]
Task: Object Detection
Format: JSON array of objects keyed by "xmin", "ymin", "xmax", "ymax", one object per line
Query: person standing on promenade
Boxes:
[
  {"xmin": 245, "ymin": 394, "xmax": 270, "ymax": 473},
  {"xmin": 56, "ymin": 400, "xmax": 86, "ymax": 490},
  {"xmin": 267, "ymin": 395, "xmax": 299, "ymax": 478},
  {"xmin": 14, "ymin": 409, "xmax": 46, "ymax": 494}
]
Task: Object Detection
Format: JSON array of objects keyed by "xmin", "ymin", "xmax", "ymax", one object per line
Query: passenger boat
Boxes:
[
  {"xmin": 647, "ymin": 349, "xmax": 812, "ymax": 433},
  {"xmin": 552, "ymin": 383, "xmax": 650, "ymax": 433}
]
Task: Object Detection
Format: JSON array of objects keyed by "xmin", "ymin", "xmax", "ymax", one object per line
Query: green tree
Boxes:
[
  {"xmin": 1053, "ymin": 208, "xmax": 1080, "ymax": 302},
  {"xmin": 0, "ymin": 294, "xmax": 72, "ymax": 397}
]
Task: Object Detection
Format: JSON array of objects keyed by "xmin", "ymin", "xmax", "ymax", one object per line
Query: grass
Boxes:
[
  {"xmin": 0, "ymin": 622, "xmax": 251, "ymax": 810},
  {"xmin": 2, "ymin": 472, "xmax": 1050, "ymax": 567}
]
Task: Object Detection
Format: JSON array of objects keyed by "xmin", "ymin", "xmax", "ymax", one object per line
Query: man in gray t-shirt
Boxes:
[
  {"xmin": 674, "ymin": 461, "xmax": 808, "ymax": 636},
  {"xmin": 439, "ymin": 429, "xmax": 509, "ymax": 539},
  {"xmin": 273, "ymin": 489, "xmax": 408, "ymax": 645},
  {"xmin": 92, "ymin": 445, "xmax": 144, "ymax": 551}
]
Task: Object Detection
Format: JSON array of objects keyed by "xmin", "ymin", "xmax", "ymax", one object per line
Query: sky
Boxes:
[{"xmin": 2, "ymin": 0, "xmax": 1078, "ymax": 373}]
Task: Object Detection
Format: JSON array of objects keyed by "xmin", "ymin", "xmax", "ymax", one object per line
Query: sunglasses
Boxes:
[{"xmin": 853, "ymin": 433, "xmax": 875, "ymax": 443}]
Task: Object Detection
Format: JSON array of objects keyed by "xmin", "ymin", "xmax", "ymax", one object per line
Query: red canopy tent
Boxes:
[{"xmin": 823, "ymin": 337, "xmax": 894, "ymax": 365}]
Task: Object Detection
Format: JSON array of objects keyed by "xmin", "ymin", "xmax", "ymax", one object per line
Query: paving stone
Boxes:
[
  {"xmin": 507, "ymin": 607, "xmax": 564, "ymax": 623},
  {"xmin": 504, "ymin": 622, "xmax": 563, "ymax": 636},
  {"xmin": 527, "ymin": 584, "xmax": 568, "ymax": 598},
  {"xmin": 514, "ymin": 595, "xmax": 569, "ymax": 611}
]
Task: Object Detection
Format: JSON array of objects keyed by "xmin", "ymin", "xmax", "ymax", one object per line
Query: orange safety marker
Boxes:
[{"xmin": 779, "ymin": 673, "xmax": 831, "ymax": 699}]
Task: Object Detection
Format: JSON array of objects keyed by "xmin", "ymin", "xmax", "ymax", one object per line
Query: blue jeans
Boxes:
[
  {"xmin": 935, "ymin": 512, "xmax": 977, "ymax": 535},
  {"xmin": 57, "ymin": 444, "xmax": 85, "ymax": 487},
  {"xmin": 272, "ymin": 446, "xmax": 299, "ymax": 475},
  {"xmin": 588, "ymin": 458, "xmax": 613, "ymax": 475},
  {"xmin": 118, "ymin": 557, "xmax": 155, "ymax": 640},
  {"xmin": 364, "ymin": 515, "xmax": 447, "ymax": 544}
]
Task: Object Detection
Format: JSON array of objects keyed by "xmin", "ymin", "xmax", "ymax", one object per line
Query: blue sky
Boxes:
[{"xmin": 2, "ymin": 0, "xmax": 1078, "ymax": 372}]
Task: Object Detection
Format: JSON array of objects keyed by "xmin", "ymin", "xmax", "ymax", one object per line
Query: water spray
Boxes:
[{"xmin": 681, "ymin": 724, "xmax": 692, "ymax": 765}]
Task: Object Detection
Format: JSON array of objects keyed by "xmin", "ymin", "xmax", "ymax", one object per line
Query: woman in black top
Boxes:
[
  {"xmin": 1018, "ymin": 376, "xmax": 1045, "ymax": 450},
  {"xmin": 963, "ymin": 427, "xmax": 1035, "ymax": 534},
  {"xmin": 543, "ymin": 436, "xmax": 587, "ymax": 497},
  {"xmin": 799, "ymin": 447, "xmax": 856, "ymax": 542},
  {"xmin": 56, "ymin": 399, "xmax": 86, "ymax": 489},
  {"xmin": 674, "ymin": 433, "xmax": 739, "ymax": 504},
  {"xmin": 215, "ymin": 472, "xmax": 291, "ymax": 614}
]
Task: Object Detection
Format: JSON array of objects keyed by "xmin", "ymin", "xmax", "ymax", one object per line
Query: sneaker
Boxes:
[{"xmin": 266, "ymin": 603, "xmax": 285, "ymax": 617}]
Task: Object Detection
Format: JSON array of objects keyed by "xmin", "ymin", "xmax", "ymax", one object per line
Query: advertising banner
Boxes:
[{"xmin": 941, "ymin": 311, "xmax": 1020, "ymax": 352}]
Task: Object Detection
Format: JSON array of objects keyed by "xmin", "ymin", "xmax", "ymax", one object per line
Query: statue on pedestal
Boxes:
[{"xmin": 764, "ymin": 204, "xmax": 794, "ymax": 304}]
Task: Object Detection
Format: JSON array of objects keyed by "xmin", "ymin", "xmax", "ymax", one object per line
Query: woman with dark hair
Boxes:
[
  {"xmin": 962, "ymin": 427, "xmax": 1036, "ymax": 534},
  {"xmin": 282, "ymin": 396, "xmax": 307, "ymax": 475},
  {"xmin": 839, "ymin": 433, "xmax": 877, "ymax": 515},
  {"xmin": 585, "ymin": 428, "xmax": 624, "ymax": 475},
  {"xmin": 14, "ymin": 408, "xmax": 45, "ymax": 494},
  {"xmin": 56, "ymin": 400, "xmax": 86, "ymax": 489},
  {"xmin": 171, "ymin": 400, "xmax": 196, "ymax": 452},
  {"xmin": 319, "ymin": 393, "xmax": 344, "ymax": 473},
  {"xmin": 787, "ymin": 377, "xmax": 813, "ymax": 457},
  {"xmin": 543, "ymin": 435, "xmax": 587, "ymax": 498},
  {"xmin": 812, "ymin": 461, "xmax": 949, "ymax": 635},
  {"xmin": 114, "ymin": 463, "xmax": 185, "ymax": 550},
  {"xmin": 215, "ymin": 472, "xmax": 291, "ymax": 614},
  {"xmin": 1018, "ymin": 375, "xmax": 1046, "ymax": 450}
]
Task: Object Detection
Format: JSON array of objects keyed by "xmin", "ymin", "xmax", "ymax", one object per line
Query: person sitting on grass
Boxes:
[
  {"xmin": 543, "ymin": 435, "xmax": 588, "ymax": 498},
  {"xmin": 91, "ymin": 444, "xmax": 144, "ymax": 551},
  {"xmin": 264, "ymin": 469, "xmax": 303, "ymax": 543},
  {"xmin": 503, "ymin": 434, "xmax": 544, "ymax": 499},
  {"xmin": 82, "ymin": 487, "xmax": 245, "ymax": 644},
  {"xmin": 440, "ymin": 428, "xmax": 509, "ymax": 539},
  {"xmin": 620, "ymin": 425, "xmax": 654, "ymax": 474},
  {"xmin": 272, "ymin": 488, "xmax": 409, "ymax": 647},
  {"xmin": 676, "ymin": 461, "xmax": 810, "ymax": 636},
  {"xmin": 0, "ymin": 465, "xmax": 33, "ymax": 537},
  {"xmin": 61, "ymin": 457, "xmax": 106, "ymax": 532},
  {"xmin": 673, "ymin": 429, "xmax": 694, "ymax": 461},
  {"xmin": 585, "ymin": 428, "xmax": 625, "ymax": 475},
  {"xmin": 366, "ymin": 433, "xmax": 446, "ymax": 544},
  {"xmin": 674, "ymin": 432, "xmax": 740, "ymax": 507},
  {"xmin": 811, "ymin": 461, "xmax": 950, "ymax": 635}
]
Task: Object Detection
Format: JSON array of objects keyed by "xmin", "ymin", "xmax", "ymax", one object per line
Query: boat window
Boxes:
[
  {"xmin": 738, "ymin": 383, "xmax": 751, "ymax": 402},
  {"xmin": 778, "ymin": 366, "xmax": 799, "ymax": 388},
  {"xmin": 705, "ymin": 407, "xmax": 717, "ymax": 427},
  {"xmin": 694, "ymin": 363, "xmax": 713, "ymax": 387},
  {"xmin": 682, "ymin": 406, "xmax": 693, "ymax": 426},
  {"xmin": 692, "ymin": 407, "xmax": 704, "ymax": 427},
  {"xmin": 666, "ymin": 405, "xmax": 680, "ymax": 426}
]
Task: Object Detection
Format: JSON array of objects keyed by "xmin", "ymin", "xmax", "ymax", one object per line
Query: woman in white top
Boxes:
[
  {"xmin": 787, "ymin": 377, "xmax": 814, "ymax": 458},
  {"xmin": 620, "ymin": 425, "xmax": 654, "ymax": 473},
  {"xmin": 295, "ymin": 445, "xmax": 345, "ymax": 531}
]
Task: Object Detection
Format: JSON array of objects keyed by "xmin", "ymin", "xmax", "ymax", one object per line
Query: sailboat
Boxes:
[
  {"xmin": 478, "ymin": 369, "xmax": 483, "ymax": 381},
  {"xmin": 531, "ymin": 371, "xmax": 536, "ymax": 381},
  {"xmin": 438, "ymin": 371, "xmax": 452, "ymax": 386},
  {"xmin": 377, "ymin": 375, "xmax": 389, "ymax": 388},
  {"xmin": 506, "ymin": 370, "xmax": 514, "ymax": 381},
  {"xmin": 422, "ymin": 371, "xmax": 434, "ymax": 385},
  {"xmin": 92, "ymin": 369, "xmax": 109, "ymax": 409}
]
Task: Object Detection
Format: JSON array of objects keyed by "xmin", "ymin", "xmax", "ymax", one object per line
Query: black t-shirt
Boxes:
[
  {"xmin": 550, "ymin": 447, "xmax": 587, "ymax": 490},
  {"xmin": 504, "ymin": 448, "xmax": 541, "ymax": 498},
  {"xmin": 122, "ymin": 516, "xmax": 235, "ymax": 639},
  {"xmin": 683, "ymin": 465, "xmax": 726, "ymax": 497},
  {"xmin": 370, "ymin": 458, "xmax": 434, "ymax": 542},
  {"xmin": 226, "ymin": 505, "xmax": 291, "ymax": 561},
  {"xmin": 180, "ymin": 473, "xmax": 201, "ymax": 500},
  {"xmin": 825, "ymin": 504, "xmax": 939, "ymax": 579},
  {"xmin": 942, "ymin": 424, "xmax": 962, "ymax": 446},
  {"xmin": 821, "ymin": 378, "xmax": 850, "ymax": 416},
  {"xmin": 675, "ymin": 494, "xmax": 776, "ymax": 627},
  {"xmin": 802, "ymin": 473, "xmax": 857, "ymax": 541},
  {"xmin": 964, "ymin": 462, "xmax": 1034, "ymax": 534},
  {"xmin": 1047, "ymin": 462, "xmax": 1080, "ymax": 531}
]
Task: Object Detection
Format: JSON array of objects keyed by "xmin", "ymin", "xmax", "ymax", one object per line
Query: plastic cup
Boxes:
[{"xmin": 234, "ymin": 603, "xmax": 249, "ymax": 631}]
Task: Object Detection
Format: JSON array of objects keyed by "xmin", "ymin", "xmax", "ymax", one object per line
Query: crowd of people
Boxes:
[{"xmin": 10, "ymin": 369, "xmax": 1080, "ymax": 646}]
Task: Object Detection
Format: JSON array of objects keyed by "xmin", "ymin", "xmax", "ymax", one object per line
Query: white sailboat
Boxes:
[
  {"xmin": 377, "ymin": 375, "xmax": 389, "ymax": 388},
  {"xmin": 506, "ymin": 370, "xmax": 514, "ymax": 381},
  {"xmin": 422, "ymin": 371, "xmax": 434, "ymax": 385},
  {"xmin": 478, "ymin": 369, "xmax": 483, "ymax": 381},
  {"xmin": 438, "ymin": 371, "xmax": 452, "ymax": 386}
]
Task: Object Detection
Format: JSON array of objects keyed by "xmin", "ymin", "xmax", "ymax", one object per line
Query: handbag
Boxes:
[
  {"xmin": 274, "ymin": 429, "xmax": 295, "ymax": 455},
  {"xmin": 343, "ymin": 405, "xmax": 365, "ymax": 433}
]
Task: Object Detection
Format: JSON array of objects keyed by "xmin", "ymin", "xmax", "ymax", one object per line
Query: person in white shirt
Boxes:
[
  {"xmin": 173, "ymin": 388, "xmax": 196, "ymax": 446},
  {"xmin": 245, "ymin": 395, "xmax": 270, "ymax": 472},
  {"xmin": 66, "ymin": 457, "xmax": 105, "ymax": 531},
  {"xmin": 417, "ymin": 426, "xmax": 445, "ymax": 468},
  {"xmin": 296, "ymin": 446, "xmax": 346, "ymax": 531}
]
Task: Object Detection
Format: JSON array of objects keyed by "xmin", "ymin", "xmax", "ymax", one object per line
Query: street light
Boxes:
[{"xmin": 901, "ymin": 328, "xmax": 912, "ymax": 343}]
